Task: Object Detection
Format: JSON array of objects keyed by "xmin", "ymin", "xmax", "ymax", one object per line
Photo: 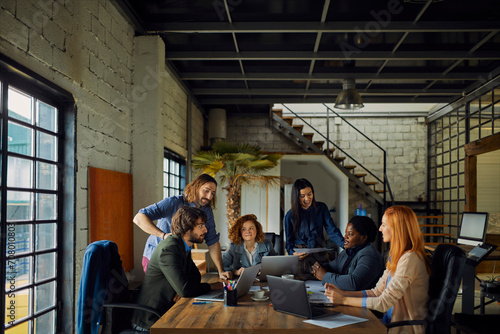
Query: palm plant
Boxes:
[{"xmin": 192, "ymin": 141, "xmax": 282, "ymax": 229}]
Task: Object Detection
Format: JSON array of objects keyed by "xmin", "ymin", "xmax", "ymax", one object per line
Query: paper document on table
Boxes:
[
  {"xmin": 293, "ymin": 247, "xmax": 328, "ymax": 254},
  {"xmin": 305, "ymin": 280, "xmax": 330, "ymax": 304},
  {"xmin": 304, "ymin": 313, "xmax": 369, "ymax": 329}
]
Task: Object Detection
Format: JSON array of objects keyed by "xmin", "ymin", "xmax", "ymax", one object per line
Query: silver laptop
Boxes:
[
  {"xmin": 258, "ymin": 255, "xmax": 299, "ymax": 281},
  {"xmin": 267, "ymin": 275, "xmax": 339, "ymax": 319},
  {"xmin": 195, "ymin": 263, "xmax": 261, "ymax": 302}
]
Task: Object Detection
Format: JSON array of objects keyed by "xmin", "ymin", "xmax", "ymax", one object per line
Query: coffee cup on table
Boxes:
[{"xmin": 254, "ymin": 290, "xmax": 265, "ymax": 299}]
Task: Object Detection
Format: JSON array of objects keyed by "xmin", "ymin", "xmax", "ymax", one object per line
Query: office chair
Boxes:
[
  {"xmin": 386, "ymin": 244, "xmax": 466, "ymax": 334},
  {"xmin": 264, "ymin": 232, "xmax": 285, "ymax": 255},
  {"xmin": 76, "ymin": 240, "xmax": 160, "ymax": 334}
]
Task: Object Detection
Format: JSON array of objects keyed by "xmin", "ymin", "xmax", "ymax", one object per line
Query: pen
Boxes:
[{"xmin": 192, "ymin": 301, "xmax": 212, "ymax": 305}]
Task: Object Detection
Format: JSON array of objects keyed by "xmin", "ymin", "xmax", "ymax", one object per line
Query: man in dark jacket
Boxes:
[{"xmin": 131, "ymin": 206, "xmax": 224, "ymax": 330}]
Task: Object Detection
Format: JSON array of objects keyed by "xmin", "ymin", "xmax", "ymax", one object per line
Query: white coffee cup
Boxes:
[
  {"xmin": 254, "ymin": 290, "xmax": 265, "ymax": 299},
  {"xmin": 281, "ymin": 274, "xmax": 294, "ymax": 280}
]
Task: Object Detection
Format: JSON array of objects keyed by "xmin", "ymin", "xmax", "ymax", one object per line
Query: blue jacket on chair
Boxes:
[{"xmin": 76, "ymin": 240, "xmax": 128, "ymax": 334}]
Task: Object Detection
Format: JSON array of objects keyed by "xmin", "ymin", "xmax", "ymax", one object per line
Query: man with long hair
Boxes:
[
  {"xmin": 134, "ymin": 173, "xmax": 230, "ymax": 279},
  {"xmin": 132, "ymin": 206, "xmax": 224, "ymax": 331}
]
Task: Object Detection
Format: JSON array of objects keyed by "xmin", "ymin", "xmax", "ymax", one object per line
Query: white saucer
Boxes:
[{"xmin": 251, "ymin": 296, "xmax": 269, "ymax": 301}]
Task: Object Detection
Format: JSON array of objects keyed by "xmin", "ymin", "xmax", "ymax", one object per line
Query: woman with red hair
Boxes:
[
  {"xmin": 223, "ymin": 214, "xmax": 278, "ymax": 276},
  {"xmin": 325, "ymin": 205, "xmax": 430, "ymax": 333}
]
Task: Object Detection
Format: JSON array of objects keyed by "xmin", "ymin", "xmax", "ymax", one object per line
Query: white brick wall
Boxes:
[
  {"xmin": 226, "ymin": 115, "xmax": 303, "ymax": 153},
  {"xmin": 0, "ymin": 0, "xmax": 204, "ymax": 323},
  {"xmin": 297, "ymin": 116, "xmax": 427, "ymax": 201}
]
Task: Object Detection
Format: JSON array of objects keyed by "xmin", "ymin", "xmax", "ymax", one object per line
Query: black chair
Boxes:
[
  {"xmin": 76, "ymin": 240, "xmax": 160, "ymax": 334},
  {"xmin": 264, "ymin": 232, "xmax": 285, "ymax": 255},
  {"xmin": 386, "ymin": 244, "xmax": 466, "ymax": 334}
]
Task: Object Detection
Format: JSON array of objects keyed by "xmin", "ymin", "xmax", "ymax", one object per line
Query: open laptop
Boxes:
[
  {"xmin": 457, "ymin": 212, "xmax": 489, "ymax": 246},
  {"xmin": 195, "ymin": 263, "xmax": 261, "ymax": 302},
  {"xmin": 258, "ymin": 255, "xmax": 299, "ymax": 281},
  {"xmin": 267, "ymin": 275, "xmax": 339, "ymax": 319}
]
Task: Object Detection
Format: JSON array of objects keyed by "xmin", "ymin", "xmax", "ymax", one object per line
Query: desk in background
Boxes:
[{"xmin": 151, "ymin": 274, "xmax": 386, "ymax": 334}]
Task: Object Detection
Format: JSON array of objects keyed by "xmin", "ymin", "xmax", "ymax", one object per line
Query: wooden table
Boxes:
[{"xmin": 151, "ymin": 275, "xmax": 386, "ymax": 334}]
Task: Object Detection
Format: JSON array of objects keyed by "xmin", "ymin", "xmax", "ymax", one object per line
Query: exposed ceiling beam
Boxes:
[
  {"xmin": 181, "ymin": 72, "xmax": 484, "ymax": 81},
  {"xmin": 167, "ymin": 51, "xmax": 500, "ymax": 61},
  {"xmin": 199, "ymin": 96, "xmax": 454, "ymax": 104},
  {"xmin": 146, "ymin": 21, "xmax": 500, "ymax": 33},
  {"xmin": 192, "ymin": 88, "xmax": 464, "ymax": 96}
]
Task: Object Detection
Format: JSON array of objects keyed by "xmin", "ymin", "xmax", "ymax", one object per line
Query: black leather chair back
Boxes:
[{"xmin": 426, "ymin": 244, "xmax": 466, "ymax": 334}]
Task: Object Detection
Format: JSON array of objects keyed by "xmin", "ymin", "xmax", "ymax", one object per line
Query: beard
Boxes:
[{"xmin": 188, "ymin": 231, "xmax": 205, "ymax": 244}]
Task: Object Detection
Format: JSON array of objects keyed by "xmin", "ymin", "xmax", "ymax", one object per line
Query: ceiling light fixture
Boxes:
[{"xmin": 334, "ymin": 78, "xmax": 364, "ymax": 110}]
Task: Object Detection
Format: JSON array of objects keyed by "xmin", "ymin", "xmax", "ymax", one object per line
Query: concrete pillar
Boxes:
[{"xmin": 131, "ymin": 35, "xmax": 166, "ymax": 280}]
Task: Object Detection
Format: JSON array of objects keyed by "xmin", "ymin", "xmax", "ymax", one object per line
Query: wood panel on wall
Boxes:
[{"xmin": 89, "ymin": 167, "xmax": 134, "ymax": 271}]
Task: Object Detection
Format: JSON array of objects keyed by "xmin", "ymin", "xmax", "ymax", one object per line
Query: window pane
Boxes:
[
  {"xmin": 163, "ymin": 158, "xmax": 168, "ymax": 171},
  {"xmin": 8, "ymin": 122, "xmax": 33, "ymax": 156},
  {"xmin": 5, "ymin": 223, "xmax": 32, "ymax": 256},
  {"xmin": 7, "ymin": 191, "xmax": 32, "ymax": 221},
  {"xmin": 5, "ymin": 287, "xmax": 32, "ymax": 324},
  {"xmin": 36, "ymin": 194, "xmax": 57, "ymax": 220},
  {"xmin": 35, "ymin": 281, "xmax": 55, "ymax": 313},
  {"xmin": 35, "ymin": 253, "xmax": 56, "ymax": 282},
  {"xmin": 36, "ymin": 101, "xmax": 58, "ymax": 133},
  {"xmin": 36, "ymin": 162, "xmax": 57, "ymax": 190},
  {"xmin": 35, "ymin": 310, "xmax": 55, "ymax": 334},
  {"xmin": 7, "ymin": 156, "xmax": 32, "ymax": 188},
  {"xmin": 36, "ymin": 223, "xmax": 56, "ymax": 251},
  {"xmin": 163, "ymin": 188, "xmax": 169, "ymax": 199},
  {"xmin": 36, "ymin": 131, "xmax": 57, "ymax": 161},
  {"xmin": 8, "ymin": 87, "xmax": 33, "ymax": 123},
  {"xmin": 5, "ymin": 256, "xmax": 32, "ymax": 290}
]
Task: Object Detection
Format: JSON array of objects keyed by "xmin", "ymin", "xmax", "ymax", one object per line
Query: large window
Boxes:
[
  {"xmin": 1, "ymin": 57, "xmax": 74, "ymax": 334},
  {"xmin": 163, "ymin": 150, "xmax": 186, "ymax": 198}
]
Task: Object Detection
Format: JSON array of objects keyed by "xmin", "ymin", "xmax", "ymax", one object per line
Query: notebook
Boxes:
[
  {"xmin": 195, "ymin": 263, "xmax": 261, "ymax": 302},
  {"xmin": 258, "ymin": 255, "xmax": 299, "ymax": 281},
  {"xmin": 267, "ymin": 275, "xmax": 339, "ymax": 319}
]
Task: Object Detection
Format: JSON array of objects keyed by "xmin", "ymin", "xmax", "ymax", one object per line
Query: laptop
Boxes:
[
  {"xmin": 267, "ymin": 275, "xmax": 339, "ymax": 319},
  {"xmin": 457, "ymin": 212, "xmax": 489, "ymax": 246},
  {"xmin": 258, "ymin": 255, "xmax": 299, "ymax": 281},
  {"xmin": 195, "ymin": 263, "xmax": 261, "ymax": 302}
]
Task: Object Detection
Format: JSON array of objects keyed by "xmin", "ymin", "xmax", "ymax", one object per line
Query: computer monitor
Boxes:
[{"xmin": 457, "ymin": 212, "xmax": 489, "ymax": 246}]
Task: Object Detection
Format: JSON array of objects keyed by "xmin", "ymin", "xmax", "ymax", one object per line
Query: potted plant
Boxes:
[
  {"xmin": 481, "ymin": 274, "xmax": 500, "ymax": 292},
  {"xmin": 192, "ymin": 141, "xmax": 282, "ymax": 229}
]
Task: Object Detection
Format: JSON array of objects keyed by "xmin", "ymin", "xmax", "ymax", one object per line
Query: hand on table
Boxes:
[
  {"xmin": 219, "ymin": 271, "xmax": 232, "ymax": 280},
  {"xmin": 324, "ymin": 283, "xmax": 345, "ymax": 304},
  {"xmin": 311, "ymin": 261, "xmax": 326, "ymax": 281},
  {"xmin": 233, "ymin": 267, "xmax": 244, "ymax": 276}
]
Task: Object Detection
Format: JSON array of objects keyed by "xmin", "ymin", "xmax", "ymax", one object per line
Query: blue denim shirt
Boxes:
[
  {"xmin": 139, "ymin": 195, "xmax": 220, "ymax": 260},
  {"xmin": 223, "ymin": 240, "xmax": 278, "ymax": 271},
  {"xmin": 284, "ymin": 201, "xmax": 344, "ymax": 255}
]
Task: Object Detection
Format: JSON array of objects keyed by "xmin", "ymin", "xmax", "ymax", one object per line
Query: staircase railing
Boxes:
[{"xmin": 281, "ymin": 103, "xmax": 394, "ymax": 206}]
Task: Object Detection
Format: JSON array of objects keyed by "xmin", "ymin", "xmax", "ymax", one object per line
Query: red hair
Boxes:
[
  {"xmin": 384, "ymin": 206, "xmax": 430, "ymax": 275},
  {"xmin": 228, "ymin": 214, "xmax": 265, "ymax": 244}
]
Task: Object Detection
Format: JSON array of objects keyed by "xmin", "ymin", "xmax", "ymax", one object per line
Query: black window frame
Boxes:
[
  {"xmin": 163, "ymin": 149, "xmax": 186, "ymax": 198},
  {"xmin": 0, "ymin": 54, "xmax": 75, "ymax": 334}
]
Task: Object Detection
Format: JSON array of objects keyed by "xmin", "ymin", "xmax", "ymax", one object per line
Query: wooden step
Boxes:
[
  {"xmin": 333, "ymin": 156, "xmax": 346, "ymax": 162},
  {"xmin": 425, "ymin": 242, "xmax": 456, "ymax": 246},
  {"xmin": 423, "ymin": 233, "xmax": 452, "ymax": 237},
  {"xmin": 365, "ymin": 181, "xmax": 378, "ymax": 185},
  {"xmin": 303, "ymin": 133, "xmax": 314, "ymax": 141},
  {"xmin": 344, "ymin": 165, "xmax": 356, "ymax": 170},
  {"xmin": 417, "ymin": 215, "xmax": 444, "ymax": 219},
  {"xmin": 375, "ymin": 189, "xmax": 386, "ymax": 193},
  {"xmin": 355, "ymin": 173, "xmax": 367, "ymax": 178},
  {"xmin": 313, "ymin": 141, "xmax": 324, "ymax": 149},
  {"xmin": 293, "ymin": 124, "xmax": 303, "ymax": 133},
  {"xmin": 272, "ymin": 109, "xmax": 283, "ymax": 118},
  {"xmin": 282, "ymin": 117, "xmax": 294, "ymax": 126},
  {"xmin": 420, "ymin": 224, "xmax": 448, "ymax": 228}
]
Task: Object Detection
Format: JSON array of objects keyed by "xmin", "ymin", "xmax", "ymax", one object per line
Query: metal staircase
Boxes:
[{"xmin": 271, "ymin": 105, "xmax": 394, "ymax": 207}]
